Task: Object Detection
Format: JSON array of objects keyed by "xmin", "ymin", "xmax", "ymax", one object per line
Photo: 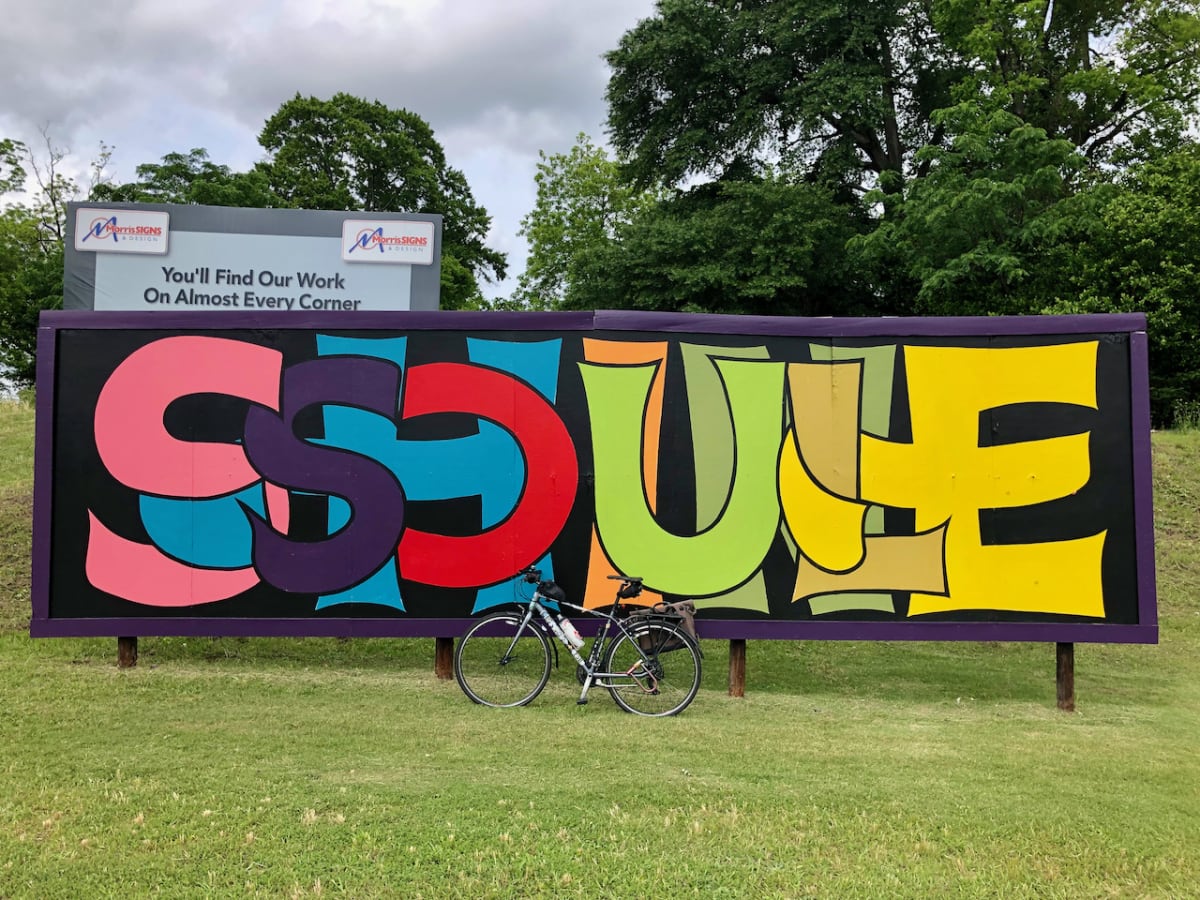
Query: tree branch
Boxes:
[{"xmin": 822, "ymin": 114, "xmax": 889, "ymax": 174}]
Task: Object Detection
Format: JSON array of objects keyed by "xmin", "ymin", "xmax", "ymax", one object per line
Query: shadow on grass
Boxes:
[
  {"xmin": 33, "ymin": 634, "xmax": 447, "ymax": 675},
  {"xmin": 22, "ymin": 631, "xmax": 1169, "ymax": 711},
  {"xmin": 702, "ymin": 638, "xmax": 1168, "ymax": 707},
  {"xmin": 137, "ymin": 635, "xmax": 1054, "ymax": 703}
]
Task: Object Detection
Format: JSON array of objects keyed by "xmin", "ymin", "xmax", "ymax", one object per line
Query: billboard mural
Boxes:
[{"xmin": 31, "ymin": 310, "xmax": 1157, "ymax": 643}]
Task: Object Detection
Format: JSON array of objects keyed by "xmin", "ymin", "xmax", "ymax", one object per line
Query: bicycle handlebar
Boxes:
[{"xmin": 518, "ymin": 566, "xmax": 644, "ymax": 597}]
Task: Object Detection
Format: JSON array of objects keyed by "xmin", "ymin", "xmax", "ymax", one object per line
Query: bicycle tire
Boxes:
[
  {"xmin": 454, "ymin": 612, "xmax": 552, "ymax": 708},
  {"xmin": 603, "ymin": 621, "xmax": 701, "ymax": 716}
]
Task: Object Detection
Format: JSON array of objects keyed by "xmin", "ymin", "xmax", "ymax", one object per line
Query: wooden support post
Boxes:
[
  {"xmin": 1056, "ymin": 642, "xmax": 1075, "ymax": 712},
  {"xmin": 117, "ymin": 636, "xmax": 138, "ymax": 669},
  {"xmin": 434, "ymin": 637, "xmax": 454, "ymax": 680},
  {"xmin": 728, "ymin": 638, "xmax": 746, "ymax": 698}
]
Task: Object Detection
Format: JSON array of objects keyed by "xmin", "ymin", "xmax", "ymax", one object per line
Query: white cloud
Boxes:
[{"xmin": 0, "ymin": 0, "xmax": 658, "ymax": 298}]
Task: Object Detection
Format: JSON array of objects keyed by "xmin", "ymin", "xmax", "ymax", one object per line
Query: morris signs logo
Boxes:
[
  {"xmin": 75, "ymin": 208, "xmax": 170, "ymax": 255},
  {"xmin": 342, "ymin": 219, "xmax": 435, "ymax": 265}
]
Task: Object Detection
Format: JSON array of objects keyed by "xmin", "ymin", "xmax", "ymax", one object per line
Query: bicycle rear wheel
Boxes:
[
  {"xmin": 604, "ymin": 621, "xmax": 701, "ymax": 716},
  {"xmin": 455, "ymin": 612, "xmax": 552, "ymax": 708}
]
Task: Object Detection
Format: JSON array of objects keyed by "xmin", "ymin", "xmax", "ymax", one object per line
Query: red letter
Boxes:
[{"xmin": 398, "ymin": 363, "xmax": 577, "ymax": 587}]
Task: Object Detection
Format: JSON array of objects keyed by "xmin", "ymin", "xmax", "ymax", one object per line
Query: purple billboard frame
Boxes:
[{"xmin": 31, "ymin": 309, "xmax": 1157, "ymax": 643}]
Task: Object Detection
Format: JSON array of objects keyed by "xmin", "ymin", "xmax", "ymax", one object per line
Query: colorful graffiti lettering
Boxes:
[
  {"xmin": 37, "ymin": 315, "xmax": 1150, "ymax": 636},
  {"xmin": 87, "ymin": 334, "xmax": 578, "ymax": 611}
]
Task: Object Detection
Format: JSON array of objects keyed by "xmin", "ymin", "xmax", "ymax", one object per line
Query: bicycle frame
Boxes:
[{"xmin": 523, "ymin": 590, "xmax": 665, "ymax": 705}]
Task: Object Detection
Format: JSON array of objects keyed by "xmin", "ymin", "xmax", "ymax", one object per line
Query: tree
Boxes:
[
  {"xmin": 513, "ymin": 135, "xmax": 659, "ymax": 309},
  {"xmin": 0, "ymin": 138, "xmax": 25, "ymax": 196},
  {"xmin": 258, "ymin": 93, "xmax": 506, "ymax": 309},
  {"xmin": 1, "ymin": 135, "xmax": 74, "ymax": 385},
  {"xmin": 1044, "ymin": 143, "xmax": 1200, "ymax": 425},
  {"xmin": 564, "ymin": 173, "xmax": 875, "ymax": 316},
  {"xmin": 19, "ymin": 130, "xmax": 107, "ymax": 250},
  {"xmin": 842, "ymin": 0, "xmax": 1200, "ymax": 323},
  {"xmin": 0, "ymin": 133, "xmax": 114, "ymax": 385},
  {"xmin": 605, "ymin": 0, "xmax": 1200, "ymax": 192},
  {"xmin": 600, "ymin": 0, "xmax": 1200, "ymax": 358},
  {"xmin": 935, "ymin": 0, "xmax": 1200, "ymax": 167},
  {"xmin": 92, "ymin": 148, "xmax": 277, "ymax": 208},
  {"xmin": 0, "ymin": 207, "xmax": 62, "ymax": 384},
  {"xmin": 95, "ymin": 97, "xmax": 507, "ymax": 310},
  {"xmin": 605, "ymin": 0, "xmax": 961, "ymax": 192},
  {"xmin": 850, "ymin": 105, "xmax": 1089, "ymax": 317}
]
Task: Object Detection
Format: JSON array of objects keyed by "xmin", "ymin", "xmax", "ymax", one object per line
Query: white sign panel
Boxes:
[
  {"xmin": 93, "ymin": 231, "xmax": 412, "ymax": 311},
  {"xmin": 74, "ymin": 208, "xmax": 170, "ymax": 255},
  {"xmin": 342, "ymin": 219, "xmax": 435, "ymax": 265}
]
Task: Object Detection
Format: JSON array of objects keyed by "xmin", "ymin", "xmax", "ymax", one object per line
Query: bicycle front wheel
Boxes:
[
  {"xmin": 604, "ymin": 621, "xmax": 701, "ymax": 716},
  {"xmin": 455, "ymin": 612, "xmax": 552, "ymax": 708}
]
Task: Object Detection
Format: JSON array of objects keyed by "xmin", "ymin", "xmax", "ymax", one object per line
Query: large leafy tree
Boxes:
[
  {"xmin": 606, "ymin": 0, "xmax": 1200, "ymax": 193},
  {"xmin": 0, "ymin": 139, "xmax": 24, "ymax": 195},
  {"xmin": 0, "ymin": 134, "xmax": 104, "ymax": 385},
  {"xmin": 848, "ymin": 0, "xmax": 1200, "ymax": 327},
  {"xmin": 605, "ymin": 0, "xmax": 960, "ymax": 192},
  {"xmin": 0, "ymin": 208, "xmax": 62, "ymax": 385},
  {"xmin": 527, "ymin": 0, "xmax": 953, "ymax": 314},
  {"xmin": 935, "ymin": 0, "xmax": 1200, "ymax": 166},
  {"xmin": 850, "ymin": 105, "xmax": 1089, "ymax": 317},
  {"xmin": 92, "ymin": 148, "xmax": 277, "ymax": 208},
  {"xmin": 513, "ymin": 134, "xmax": 659, "ymax": 310},
  {"xmin": 594, "ymin": 0, "xmax": 1200, "ymax": 355},
  {"xmin": 258, "ymin": 93, "xmax": 506, "ymax": 309},
  {"xmin": 1044, "ymin": 143, "xmax": 1200, "ymax": 425},
  {"xmin": 96, "ymin": 96, "xmax": 506, "ymax": 310},
  {"xmin": 564, "ymin": 173, "xmax": 876, "ymax": 316}
]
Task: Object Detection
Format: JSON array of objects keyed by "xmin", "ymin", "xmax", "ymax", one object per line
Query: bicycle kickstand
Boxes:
[{"xmin": 576, "ymin": 673, "xmax": 594, "ymax": 706}]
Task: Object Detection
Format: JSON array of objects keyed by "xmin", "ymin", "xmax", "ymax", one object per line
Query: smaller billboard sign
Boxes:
[{"xmin": 64, "ymin": 203, "xmax": 443, "ymax": 312}]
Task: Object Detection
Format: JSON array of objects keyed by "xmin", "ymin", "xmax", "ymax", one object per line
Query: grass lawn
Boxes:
[{"xmin": 2, "ymin": 397, "xmax": 1197, "ymax": 898}]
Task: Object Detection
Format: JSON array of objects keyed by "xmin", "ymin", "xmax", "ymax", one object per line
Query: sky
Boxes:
[{"xmin": 0, "ymin": 0, "xmax": 658, "ymax": 299}]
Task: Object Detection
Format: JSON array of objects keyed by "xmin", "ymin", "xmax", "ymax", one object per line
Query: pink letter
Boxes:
[
  {"xmin": 86, "ymin": 513, "xmax": 260, "ymax": 606},
  {"xmin": 94, "ymin": 336, "xmax": 282, "ymax": 498}
]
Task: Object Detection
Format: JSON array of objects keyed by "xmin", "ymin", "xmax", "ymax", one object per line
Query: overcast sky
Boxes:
[{"xmin": 0, "ymin": 0, "xmax": 658, "ymax": 298}]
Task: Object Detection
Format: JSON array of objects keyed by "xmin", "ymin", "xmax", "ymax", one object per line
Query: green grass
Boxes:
[{"xmin": 2, "ymin": 398, "xmax": 1198, "ymax": 898}]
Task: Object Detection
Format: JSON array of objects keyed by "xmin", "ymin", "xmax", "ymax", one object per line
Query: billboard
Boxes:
[
  {"xmin": 31, "ymin": 310, "xmax": 1157, "ymax": 643},
  {"xmin": 65, "ymin": 202, "xmax": 443, "ymax": 312}
]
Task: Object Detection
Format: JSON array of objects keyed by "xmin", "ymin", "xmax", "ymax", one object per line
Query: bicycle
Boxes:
[{"xmin": 453, "ymin": 568, "xmax": 702, "ymax": 716}]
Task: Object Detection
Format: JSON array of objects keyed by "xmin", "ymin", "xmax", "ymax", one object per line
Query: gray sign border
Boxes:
[{"xmin": 65, "ymin": 202, "xmax": 442, "ymax": 311}]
